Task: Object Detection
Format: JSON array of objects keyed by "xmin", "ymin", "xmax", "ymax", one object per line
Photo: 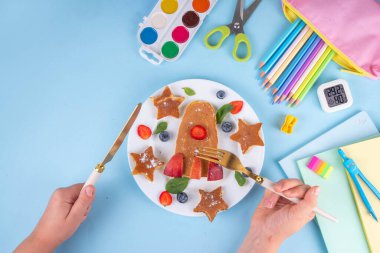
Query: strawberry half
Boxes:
[
  {"xmin": 230, "ymin": 101, "xmax": 243, "ymax": 114},
  {"xmin": 190, "ymin": 125, "xmax": 207, "ymax": 140},
  {"xmin": 207, "ymin": 162, "xmax": 223, "ymax": 181},
  {"xmin": 137, "ymin": 125, "xmax": 152, "ymax": 140},
  {"xmin": 164, "ymin": 153, "xmax": 184, "ymax": 178},
  {"xmin": 159, "ymin": 191, "xmax": 172, "ymax": 207}
]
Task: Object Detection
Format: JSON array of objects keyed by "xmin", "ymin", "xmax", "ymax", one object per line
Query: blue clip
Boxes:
[{"xmin": 338, "ymin": 149, "xmax": 380, "ymax": 222}]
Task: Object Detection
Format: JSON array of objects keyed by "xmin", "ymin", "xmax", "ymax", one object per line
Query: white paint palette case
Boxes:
[{"xmin": 137, "ymin": 0, "xmax": 217, "ymax": 65}]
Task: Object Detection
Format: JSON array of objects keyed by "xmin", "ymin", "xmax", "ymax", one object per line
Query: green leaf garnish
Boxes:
[
  {"xmin": 153, "ymin": 121, "xmax": 168, "ymax": 134},
  {"xmin": 165, "ymin": 177, "xmax": 190, "ymax": 194},
  {"xmin": 235, "ymin": 171, "xmax": 246, "ymax": 186},
  {"xmin": 216, "ymin": 104, "xmax": 233, "ymax": 124},
  {"xmin": 183, "ymin": 87, "xmax": 196, "ymax": 96}
]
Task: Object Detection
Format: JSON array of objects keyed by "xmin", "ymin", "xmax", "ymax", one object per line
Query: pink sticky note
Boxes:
[{"xmin": 307, "ymin": 156, "xmax": 320, "ymax": 171}]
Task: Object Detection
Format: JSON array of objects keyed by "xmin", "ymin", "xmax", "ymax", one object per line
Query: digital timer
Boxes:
[{"xmin": 317, "ymin": 79, "xmax": 353, "ymax": 113}]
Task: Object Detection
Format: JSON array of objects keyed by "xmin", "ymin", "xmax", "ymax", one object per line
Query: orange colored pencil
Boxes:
[{"xmin": 273, "ymin": 95, "xmax": 281, "ymax": 104}]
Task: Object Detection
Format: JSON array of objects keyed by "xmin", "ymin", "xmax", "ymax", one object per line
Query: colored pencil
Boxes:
[
  {"xmin": 273, "ymin": 36, "xmax": 322, "ymax": 97},
  {"xmin": 290, "ymin": 47, "xmax": 332, "ymax": 104},
  {"xmin": 287, "ymin": 43, "xmax": 329, "ymax": 101},
  {"xmin": 259, "ymin": 18, "xmax": 302, "ymax": 68},
  {"xmin": 264, "ymin": 28, "xmax": 313, "ymax": 89},
  {"xmin": 260, "ymin": 20, "xmax": 336, "ymax": 106},
  {"xmin": 277, "ymin": 38, "xmax": 323, "ymax": 97},
  {"xmin": 260, "ymin": 21, "xmax": 306, "ymax": 75},
  {"xmin": 280, "ymin": 40, "xmax": 326, "ymax": 102},
  {"xmin": 294, "ymin": 50, "xmax": 336, "ymax": 106},
  {"xmin": 271, "ymin": 33, "xmax": 318, "ymax": 95},
  {"xmin": 273, "ymin": 38, "xmax": 323, "ymax": 103},
  {"xmin": 262, "ymin": 26, "xmax": 311, "ymax": 87}
]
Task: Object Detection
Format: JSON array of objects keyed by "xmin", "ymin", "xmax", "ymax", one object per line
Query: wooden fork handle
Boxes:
[{"xmin": 259, "ymin": 178, "xmax": 338, "ymax": 223}]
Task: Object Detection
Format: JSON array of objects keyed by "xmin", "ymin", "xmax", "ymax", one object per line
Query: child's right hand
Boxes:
[
  {"xmin": 14, "ymin": 183, "xmax": 95, "ymax": 253},
  {"xmin": 239, "ymin": 179, "xmax": 320, "ymax": 253}
]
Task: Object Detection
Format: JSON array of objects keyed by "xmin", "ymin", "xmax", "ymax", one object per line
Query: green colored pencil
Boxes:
[
  {"xmin": 290, "ymin": 46, "xmax": 330, "ymax": 103},
  {"xmin": 294, "ymin": 50, "xmax": 336, "ymax": 106}
]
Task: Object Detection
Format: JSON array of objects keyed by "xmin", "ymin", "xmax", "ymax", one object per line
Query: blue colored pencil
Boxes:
[
  {"xmin": 273, "ymin": 37, "xmax": 322, "ymax": 103},
  {"xmin": 260, "ymin": 21, "xmax": 305, "ymax": 76},
  {"xmin": 272, "ymin": 33, "xmax": 318, "ymax": 95},
  {"xmin": 259, "ymin": 18, "xmax": 302, "ymax": 68}
]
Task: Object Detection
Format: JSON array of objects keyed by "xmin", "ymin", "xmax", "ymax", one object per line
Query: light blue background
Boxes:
[{"xmin": 1, "ymin": 0, "xmax": 379, "ymax": 252}]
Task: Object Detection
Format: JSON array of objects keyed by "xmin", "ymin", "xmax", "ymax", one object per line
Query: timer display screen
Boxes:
[{"xmin": 323, "ymin": 84, "xmax": 348, "ymax": 108}]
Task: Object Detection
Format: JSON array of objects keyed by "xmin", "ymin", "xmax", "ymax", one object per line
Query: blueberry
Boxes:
[
  {"xmin": 216, "ymin": 90, "xmax": 226, "ymax": 99},
  {"xmin": 243, "ymin": 167, "xmax": 253, "ymax": 178},
  {"xmin": 159, "ymin": 131, "xmax": 170, "ymax": 142},
  {"xmin": 177, "ymin": 192, "xmax": 188, "ymax": 203},
  {"xmin": 221, "ymin": 121, "xmax": 233, "ymax": 133}
]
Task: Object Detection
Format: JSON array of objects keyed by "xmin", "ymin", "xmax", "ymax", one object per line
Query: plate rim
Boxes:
[{"xmin": 127, "ymin": 78, "xmax": 265, "ymax": 217}]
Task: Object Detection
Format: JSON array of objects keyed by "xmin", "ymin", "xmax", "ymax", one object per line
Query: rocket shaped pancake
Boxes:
[{"xmin": 176, "ymin": 101, "xmax": 218, "ymax": 177}]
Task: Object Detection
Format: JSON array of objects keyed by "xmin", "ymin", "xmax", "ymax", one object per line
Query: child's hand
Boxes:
[
  {"xmin": 239, "ymin": 179, "xmax": 320, "ymax": 253},
  {"xmin": 15, "ymin": 183, "xmax": 95, "ymax": 253}
]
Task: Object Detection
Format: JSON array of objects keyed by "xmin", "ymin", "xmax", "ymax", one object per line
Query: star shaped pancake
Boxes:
[
  {"xmin": 151, "ymin": 86, "xmax": 184, "ymax": 119},
  {"xmin": 130, "ymin": 146, "xmax": 164, "ymax": 182},
  {"xmin": 152, "ymin": 86, "xmax": 173, "ymax": 105},
  {"xmin": 230, "ymin": 119, "xmax": 264, "ymax": 154},
  {"xmin": 193, "ymin": 187, "xmax": 228, "ymax": 222}
]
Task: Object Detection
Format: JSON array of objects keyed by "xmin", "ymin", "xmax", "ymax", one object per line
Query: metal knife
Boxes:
[{"xmin": 83, "ymin": 103, "xmax": 142, "ymax": 187}]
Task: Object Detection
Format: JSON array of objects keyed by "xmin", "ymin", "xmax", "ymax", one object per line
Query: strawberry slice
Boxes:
[
  {"xmin": 207, "ymin": 162, "xmax": 223, "ymax": 181},
  {"xmin": 137, "ymin": 125, "xmax": 152, "ymax": 140},
  {"xmin": 164, "ymin": 153, "xmax": 184, "ymax": 178},
  {"xmin": 190, "ymin": 125, "xmax": 207, "ymax": 140},
  {"xmin": 230, "ymin": 101, "xmax": 244, "ymax": 114},
  {"xmin": 159, "ymin": 191, "xmax": 172, "ymax": 207},
  {"xmin": 189, "ymin": 157, "xmax": 202, "ymax": 179}
]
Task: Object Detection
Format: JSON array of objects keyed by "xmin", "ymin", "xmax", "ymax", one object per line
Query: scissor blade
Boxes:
[
  {"xmin": 233, "ymin": 0, "xmax": 244, "ymax": 23},
  {"xmin": 243, "ymin": 0, "xmax": 261, "ymax": 25},
  {"xmin": 100, "ymin": 103, "xmax": 142, "ymax": 166}
]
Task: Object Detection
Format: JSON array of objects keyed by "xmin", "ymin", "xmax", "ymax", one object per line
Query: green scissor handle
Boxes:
[
  {"xmin": 204, "ymin": 25, "xmax": 231, "ymax": 50},
  {"xmin": 233, "ymin": 33, "xmax": 252, "ymax": 62}
]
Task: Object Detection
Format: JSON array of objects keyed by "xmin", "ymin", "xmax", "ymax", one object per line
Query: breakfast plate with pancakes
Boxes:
[{"xmin": 127, "ymin": 79, "xmax": 265, "ymax": 221}]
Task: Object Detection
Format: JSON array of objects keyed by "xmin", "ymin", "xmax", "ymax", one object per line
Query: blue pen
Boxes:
[
  {"xmin": 273, "ymin": 33, "xmax": 318, "ymax": 94},
  {"xmin": 261, "ymin": 21, "xmax": 305, "ymax": 75},
  {"xmin": 338, "ymin": 149, "xmax": 380, "ymax": 222},
  {"xmin": 259, "ymin": 18, "xmax": 302, "ymax": 68}
]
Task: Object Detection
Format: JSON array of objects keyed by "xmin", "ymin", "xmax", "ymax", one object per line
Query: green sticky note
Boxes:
[
  {"xmin": 297, "ymin": 149, "xmax": 370, "ymax": 253},
  {"xmin": 320, "ymin": 166, "xmax": 333, "ymax": 179}
]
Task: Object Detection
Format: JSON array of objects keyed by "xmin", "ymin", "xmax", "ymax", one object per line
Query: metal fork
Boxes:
[{"xmin": 197, "ymin": 147, "xmax": 338, "ymax": 223}]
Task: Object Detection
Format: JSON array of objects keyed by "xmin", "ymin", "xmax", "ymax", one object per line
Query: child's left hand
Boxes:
[{"xmin": 15, "ymin": 183, "xmax": 95, "ymax": 253}]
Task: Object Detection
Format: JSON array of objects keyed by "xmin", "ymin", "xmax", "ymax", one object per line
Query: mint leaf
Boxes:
[
  {"xmin": 183, "ymin": 87, "xmax": 196, "ymax": 96},
  {"xmin": 165, "ymin": 177, "xmax": 190, "ymax": 194},
  {"xmin": 216, "ymin": 104, "xmax": 233, "ymax": 124},
  {"xmin": 153, "ymin": 121, "xmax": 168, "ymax": 134},
  {"xmin": 235, "ymin": 171, "xmax": 246, "ymax": 186}
]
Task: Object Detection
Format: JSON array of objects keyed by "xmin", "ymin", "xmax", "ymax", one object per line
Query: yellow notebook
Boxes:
[{"xmin": 342, "ymin": 137, "xmax": 380, "ymax": 253}]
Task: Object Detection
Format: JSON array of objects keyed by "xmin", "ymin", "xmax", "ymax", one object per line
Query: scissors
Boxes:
[
  {"xmin": 204, "ymin": 0, "xmax": 261, "ymax": 62},
  {"xmin": 338, "ymin": 149, "xmax": 380, "ymax": 221}
]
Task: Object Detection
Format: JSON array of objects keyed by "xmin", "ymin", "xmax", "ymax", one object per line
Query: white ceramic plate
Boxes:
[{"xmin": 127, "ymin": 79, "xmax": 265, "ymax": 217}]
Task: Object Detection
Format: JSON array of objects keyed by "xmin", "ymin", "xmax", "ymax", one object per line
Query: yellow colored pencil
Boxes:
[
  {"xmin": 261, "ymin": 26, "xmax": 311, "ymax": 87},
  {"xmin": 287, "ymin": 43, "xmax": 328, "ymax": 100},
  {"xmin": 267, "ymin": 29, "xmax": 313, "ymax": 89},
  {"xmin": 294, "ymin": 50, "xmax": 336, "ymax": 106},
  {"xmin": 290, "ymin": 47, "xmax": 332, "ymax": 102}
]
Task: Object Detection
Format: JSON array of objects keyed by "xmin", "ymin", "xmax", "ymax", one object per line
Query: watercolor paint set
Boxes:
[{"xmin": 137, "ymin": 0, "xmax": 217, "ymax": 65}]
